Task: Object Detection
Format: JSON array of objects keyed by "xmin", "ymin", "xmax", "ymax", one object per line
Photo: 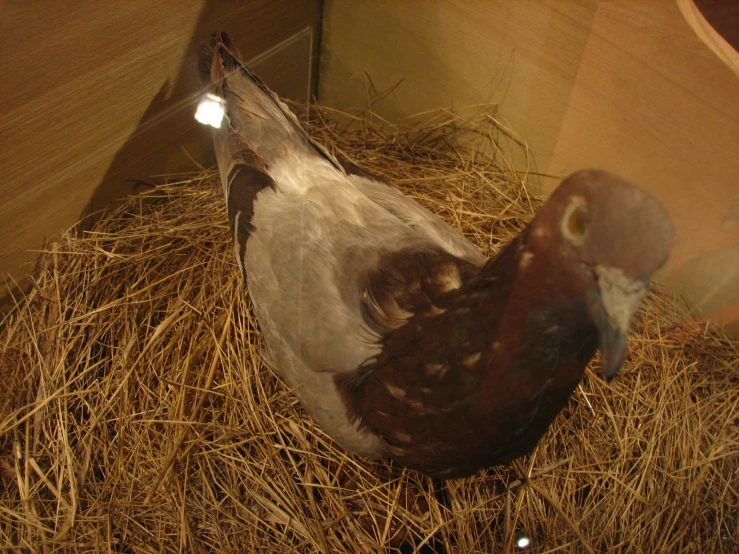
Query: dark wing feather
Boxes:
[
  {"xmin": 216, "ymin": 130, "xmax": 276, "ymax": 275},
  {"xmin": 359, "ymin": 248, "xmax": 479, "ymax": 334}
]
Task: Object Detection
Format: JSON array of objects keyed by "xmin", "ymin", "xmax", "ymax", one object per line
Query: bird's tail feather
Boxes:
[
  {"xmin": 198, "ymin": 32, "xmax": 344, "ymax": 275},
  {"xmin": 198, "ymin": 31, "xmax": 339, "ymax": 168}
]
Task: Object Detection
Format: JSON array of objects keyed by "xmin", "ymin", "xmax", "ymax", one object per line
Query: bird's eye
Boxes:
[
  {"xmin": 561, "ymin": 197, "xmax": 588, "ymax": 244},
  {"xmin": 567, "ymin": 205, "xmax": 588, "ymax": 238}
]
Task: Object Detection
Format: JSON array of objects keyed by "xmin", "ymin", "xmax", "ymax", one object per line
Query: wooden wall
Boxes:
[
  {"xmin": 0, "ymin": 0, "xmax": 321, "ymax": 304},
  {"xmin": 320, "ymin": 0, "xmax": 739, "ymax": 332}
]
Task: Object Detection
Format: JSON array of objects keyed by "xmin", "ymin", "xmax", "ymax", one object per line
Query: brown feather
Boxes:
[
  {"xmin": 337, "ymin": 230, "xmax": 601, "ymax": 477},
  {"xmin": 359, "ymin": 248, "xmax": 478, "ymax": 334},
  {"xmin": 220, "ymin": 132, "xmax": 275, "ymax": 270}
]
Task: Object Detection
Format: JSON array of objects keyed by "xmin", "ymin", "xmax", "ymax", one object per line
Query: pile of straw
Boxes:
[{"xmin": 1, "ymin": 105, "xmax": 737, "ymax": 553}]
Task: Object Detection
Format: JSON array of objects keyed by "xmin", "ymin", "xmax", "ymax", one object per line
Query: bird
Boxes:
[{"xmin": 197, "ymin": 32, "xmax": 675, "ymax": 479}]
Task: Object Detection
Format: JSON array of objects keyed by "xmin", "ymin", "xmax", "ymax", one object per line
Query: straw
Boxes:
[{"xmin": 1, "ymin": 103, "xmax": 737, "ymax": 553}]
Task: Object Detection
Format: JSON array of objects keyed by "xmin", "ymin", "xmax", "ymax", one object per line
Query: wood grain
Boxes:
[
  {"xmin": 0, "ymin": 0, "xmax": 321, "ymax": 303},
  {"xmin": 320, "ymin": 0, "xmax": 601, "ymax": 178},
  {"xmin": 545, "ymin": 0, "xmax": 739, "ymax": 326},
  {"xmin": 319, "ymin": 0, "xmax": 739, "ymax": 330}
]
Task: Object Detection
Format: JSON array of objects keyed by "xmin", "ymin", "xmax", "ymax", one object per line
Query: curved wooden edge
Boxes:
[{"xmin": 676, "ymin": 0, "xmax": 739, "ymax": 76}]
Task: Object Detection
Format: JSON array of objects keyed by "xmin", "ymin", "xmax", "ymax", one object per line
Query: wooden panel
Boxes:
[
  {"xmin": 545, "ymin": 0, "xmax": 739, "ymax": 326},
  {"xmin": 320, "ymin": 0, "xmax": 739, "ymax": 330},
  {"xmin": 0, "ymin": 0, "xmax": 321, "ymax": 302},
  {"xmin": 320, "ymin": 0, "xmax": 601, "ymax": 178}
]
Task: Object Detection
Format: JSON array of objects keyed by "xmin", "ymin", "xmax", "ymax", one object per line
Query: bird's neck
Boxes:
[{"xmin": 456, "ymin": 230, "xmax": 597, "ymax": 397}]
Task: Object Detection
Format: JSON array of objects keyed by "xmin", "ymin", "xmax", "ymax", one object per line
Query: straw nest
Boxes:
[{"xmin": 1, "ymin": 104, "xmax": 737, "ymax": 553}]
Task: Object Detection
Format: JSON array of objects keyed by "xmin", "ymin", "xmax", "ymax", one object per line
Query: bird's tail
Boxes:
[
  {"xmin": 198, "ymin": 31, "xmax": 336, "ymax": 167},
  {"xmin": 198, "ymin": 32, "xmax": 343, "ymax": 276}
]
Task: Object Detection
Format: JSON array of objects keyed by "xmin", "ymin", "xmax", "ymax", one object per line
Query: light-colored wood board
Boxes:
[
  {"xmin": 545, "ymin": 0, "xmax": 739, "ymax": 323},
  {"xmin": 320, "ymin": 0, "xmax": 601, "ymax": 180},
  {"xmin": 0, "ymin": 0, "xmax": 321, "ymax": 302}
]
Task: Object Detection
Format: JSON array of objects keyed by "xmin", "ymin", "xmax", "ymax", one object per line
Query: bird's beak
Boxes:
[
  {"xmin": 597, "ymin": 318, "xmax": 628, "ymax": 381},
  {"xmin": 592, "ymin": 267, "xmax": 648, "ymax": 382}
]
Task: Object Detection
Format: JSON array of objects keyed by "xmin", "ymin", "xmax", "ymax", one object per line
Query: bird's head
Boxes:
[{"xmin": 527, "ymin": 170, "xmax": 676, "ymax": 381}]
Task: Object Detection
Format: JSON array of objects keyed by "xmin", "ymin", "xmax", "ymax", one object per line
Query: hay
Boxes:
[{"xmin": 1, "ymin": 104, "xmax": 737, "ymax": 553}]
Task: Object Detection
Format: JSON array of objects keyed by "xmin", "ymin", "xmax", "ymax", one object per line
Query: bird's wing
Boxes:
[
  {"xmin": 243, "ymin": 172, "xmax": 482, "ymax": 458},
  {"xmin": 243, "ymin": 166, "xmax": 483, "ymax": 374}
]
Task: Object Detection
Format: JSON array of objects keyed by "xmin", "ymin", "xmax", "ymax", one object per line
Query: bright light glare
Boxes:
[
  {"xmin": 516, "ymin": 536, "xmax": 531, "ymax": 549},
  {"xmin": 195, "ymin": 93, "xmax": 225, "ymax": 129}
]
